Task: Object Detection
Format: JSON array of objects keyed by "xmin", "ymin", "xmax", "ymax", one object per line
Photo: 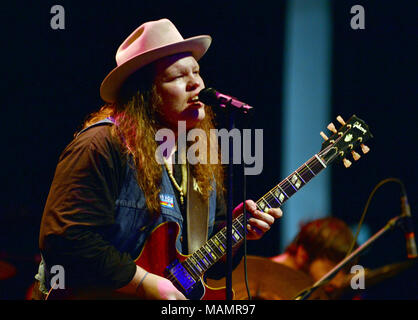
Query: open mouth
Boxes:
[
  {"xmin": 189, "ymin": 96, "xmax": 199, "ymax": 103},
  {"xmin": 188, "ymin": 95, "xmax": 202, "ymax": 107}
]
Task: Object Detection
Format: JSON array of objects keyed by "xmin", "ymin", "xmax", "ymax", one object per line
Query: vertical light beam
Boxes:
[{"xmin": 280, "ymin": 0, "xmax": 332, "ymax": 251}]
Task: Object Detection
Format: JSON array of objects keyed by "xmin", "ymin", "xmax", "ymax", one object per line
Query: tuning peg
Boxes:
[
  {"xmin": 336, "ymin": 115, "xmax": 346, "ymax": 126},
  {"xmin": 320, "ymin": 131, "xmax": 329, "ymax": 140},
  {"xmin": 360, "ymin": 144, "xmax": 370, "ymax": 154},
  {"xmin": 343, "ymin": 158, "xmax": 352, "ymax": 168},
  {"xmin": 351, "ymin": 150, "xmax": 361, "ymax": 161},
  {"xmin": 327, "ymin": 123, "xmax": 337, "ymax": 134}
]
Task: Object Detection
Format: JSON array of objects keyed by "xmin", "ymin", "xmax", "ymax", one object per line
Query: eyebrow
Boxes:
[{"xmin": 176, "ymin": 63, "xmax": 199, "ymax": 72}]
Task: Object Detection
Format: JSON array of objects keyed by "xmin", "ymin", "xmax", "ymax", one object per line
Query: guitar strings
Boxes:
[
  {"xmin": 168, "ymin": 127, "xmax": 358, "ymax": 291},
  {"xmin": 170, "ymin": 125, "xmax": 365, "ymax": 292},
  {"xmin": 256, "ymin": 154, "xmax": 325, "ymax": 211}
]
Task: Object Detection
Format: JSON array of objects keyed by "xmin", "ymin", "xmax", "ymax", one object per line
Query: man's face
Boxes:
[
  {"xmin": 308, "ymin": 258, "xmax": 347, "ymax": 289},
  {"xmin": 154, "ymin": 53, "xmax": 205, "ymax": 130}
]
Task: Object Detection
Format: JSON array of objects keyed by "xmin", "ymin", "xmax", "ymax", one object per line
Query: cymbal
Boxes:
[
  {"xmin": 206, "ymin": 255, "xmax": 329, "ymax": 300},
  {"xmin": 0, "ymin": 260, "xmax": 17, "ymax": 280},
  {"xmin": 362, "ymin": 259, "xmax": 416, "ymax": 287},
  {"xmin": 331, "ymin": 259, "xmax": 417, "ymax": 297}
]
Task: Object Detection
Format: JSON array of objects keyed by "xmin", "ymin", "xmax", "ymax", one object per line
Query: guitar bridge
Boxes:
[{"xmin": 166, "ymin": 260, "xmax": 197, "ymax": 294}]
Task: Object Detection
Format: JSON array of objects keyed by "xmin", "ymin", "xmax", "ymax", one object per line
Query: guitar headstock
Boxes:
[{"xmin": 319, "ymin": 115, "xmax": 373, "ymax": 167}]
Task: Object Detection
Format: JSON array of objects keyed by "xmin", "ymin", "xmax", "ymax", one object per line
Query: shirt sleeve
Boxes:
[{"xmin": 39, "ymin": 125, "xmax": 136, "ymax": 290}]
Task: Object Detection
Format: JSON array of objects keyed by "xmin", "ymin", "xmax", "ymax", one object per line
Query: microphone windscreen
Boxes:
[{"xmin": 198, "ymin": 88, "xmax": 218, "ymax": 106}]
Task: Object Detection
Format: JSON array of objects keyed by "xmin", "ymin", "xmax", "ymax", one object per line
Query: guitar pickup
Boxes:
[{"xmin": 166, "ymin": 260, "xmax": 196, "ymax": 293}]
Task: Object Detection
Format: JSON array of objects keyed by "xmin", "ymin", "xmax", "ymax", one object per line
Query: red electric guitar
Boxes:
[{"xmin": 47, "ymin": 114, "xmax": 372, "ymax": 300}]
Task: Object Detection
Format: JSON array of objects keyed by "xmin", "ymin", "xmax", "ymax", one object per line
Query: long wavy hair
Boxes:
[{"xmin": 81, "ymin": 63, "xmax": 224, "ymax": 217}]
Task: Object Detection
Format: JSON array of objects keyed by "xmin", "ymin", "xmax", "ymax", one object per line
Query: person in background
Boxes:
[{"xmin": 270, "ymin": 217, "xmax": 357, "ymax": 296}]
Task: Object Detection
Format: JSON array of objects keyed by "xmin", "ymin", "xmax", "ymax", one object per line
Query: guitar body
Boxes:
[
  {"xmin": 47, "ymin": 221, "xmax": 230, "ymax": 300},
  {"xmin": 135, "ymin": 221, "xmax": 230, "ymax": 300}
]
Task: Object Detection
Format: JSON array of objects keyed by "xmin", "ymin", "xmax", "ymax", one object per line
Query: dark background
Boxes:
[{"xmin": 0, "ymin": 0, "xmax": 416, "ymax": 299}]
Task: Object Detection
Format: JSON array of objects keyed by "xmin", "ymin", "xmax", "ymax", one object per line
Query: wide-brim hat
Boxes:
[{"xmin": 100, "ymin": 18, "xmax": 212, "ymax": 103}]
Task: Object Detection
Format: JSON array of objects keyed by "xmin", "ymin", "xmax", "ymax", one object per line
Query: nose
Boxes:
[{"xmin": 186, "ymin": 74, "xmax": 202, "ymax": 92}]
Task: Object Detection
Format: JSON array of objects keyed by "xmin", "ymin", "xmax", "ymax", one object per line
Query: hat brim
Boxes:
[{"xmin": 100, "ymin": 35, "xmax": 211, "ymax": 103}]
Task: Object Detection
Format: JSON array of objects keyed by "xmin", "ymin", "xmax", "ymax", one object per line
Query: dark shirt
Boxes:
[
  {"xmin": 40, "ymin": 125, "xmax": 135, "ymax": 289},
  {"xmin": 39, "ymin": 124, "xmax": 234, "ymax": 290}
]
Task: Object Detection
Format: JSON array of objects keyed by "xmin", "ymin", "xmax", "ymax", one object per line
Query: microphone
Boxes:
[
  {"xmin": 198, "ymin": 88, "xmax": 253, "ymax": 113},
  {"xmin": 400, "ymin": 193, "xmax": 418, "ymax": 259}
]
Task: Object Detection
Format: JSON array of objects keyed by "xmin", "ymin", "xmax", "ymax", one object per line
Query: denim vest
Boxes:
[{"xmin": 36, "ymin": 118, "xmax": 217, "ymax": 292}]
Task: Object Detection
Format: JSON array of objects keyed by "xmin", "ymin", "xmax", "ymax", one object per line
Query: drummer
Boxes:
[{"xmin": 270, "ymin": 217, "xmax": 357, "ymax": 295}]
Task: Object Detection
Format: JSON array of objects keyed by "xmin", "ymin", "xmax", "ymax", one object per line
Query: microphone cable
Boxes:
[
  {"xmin": 242, "ymin": 165, "xmax": 252, "ymax": 300},
  {"xmin": 345, "ymin": 177, "xmax": 406, "ymax": 257}
]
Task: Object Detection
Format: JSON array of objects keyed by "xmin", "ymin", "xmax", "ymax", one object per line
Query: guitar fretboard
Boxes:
[{"xmin": 181, "ymin": 154, "xmax": 327, "ymax": 281}]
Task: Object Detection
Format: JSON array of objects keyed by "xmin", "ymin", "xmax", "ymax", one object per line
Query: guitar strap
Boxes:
[{"xmin": 185, "ymin": 163, "xmax": 209, "ymax": 254}]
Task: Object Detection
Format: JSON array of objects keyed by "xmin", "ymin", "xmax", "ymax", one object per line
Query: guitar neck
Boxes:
[{"xmin": 182, "ymin": 153, "xmax": 327, "ymax": 279}]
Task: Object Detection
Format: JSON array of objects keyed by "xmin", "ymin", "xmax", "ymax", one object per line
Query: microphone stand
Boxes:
[
  {"xmin": 225, "ymin": 104, "xmax": 253, "ymax": 300},
  {"xmin": 205, "ymin": 93, "xmax": 253, "ymax": 300},
  {"xmin": 293, "ymin": 214, "xmax": 409, "ymax": 300},
  {"xmin": 226, "ymin": 107, "xmax": 235, "ymax": 300}
]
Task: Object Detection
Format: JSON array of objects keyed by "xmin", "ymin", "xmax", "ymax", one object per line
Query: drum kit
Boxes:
[
  {"xmin": 0, "ymin": 260, "xmax": 16, "ymax": 281},
  {"xmin": 206, "ymin": 255, "xmax": 416, "ymax": 300},
  {"xmin": 206, "ymin": 255, "xmax": 329, "ymax": 300},
  {"xmin": 0, "ymin": 252, "xmax": 40, "ymax": 299}
]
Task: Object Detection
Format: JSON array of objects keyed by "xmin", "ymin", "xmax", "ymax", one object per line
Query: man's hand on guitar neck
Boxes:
[
  {"xmin": 233, "ymin": 200, "xmax": 283, "ymax": 241},
  {"xmin": 116, "ymin": 265, "xmax": 187, "ymax": 300}
]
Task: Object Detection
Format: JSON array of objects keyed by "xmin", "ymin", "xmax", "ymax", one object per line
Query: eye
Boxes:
[{"xmin": 167, "ymin": 74, "xmax": 183, "ymax": 81}]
